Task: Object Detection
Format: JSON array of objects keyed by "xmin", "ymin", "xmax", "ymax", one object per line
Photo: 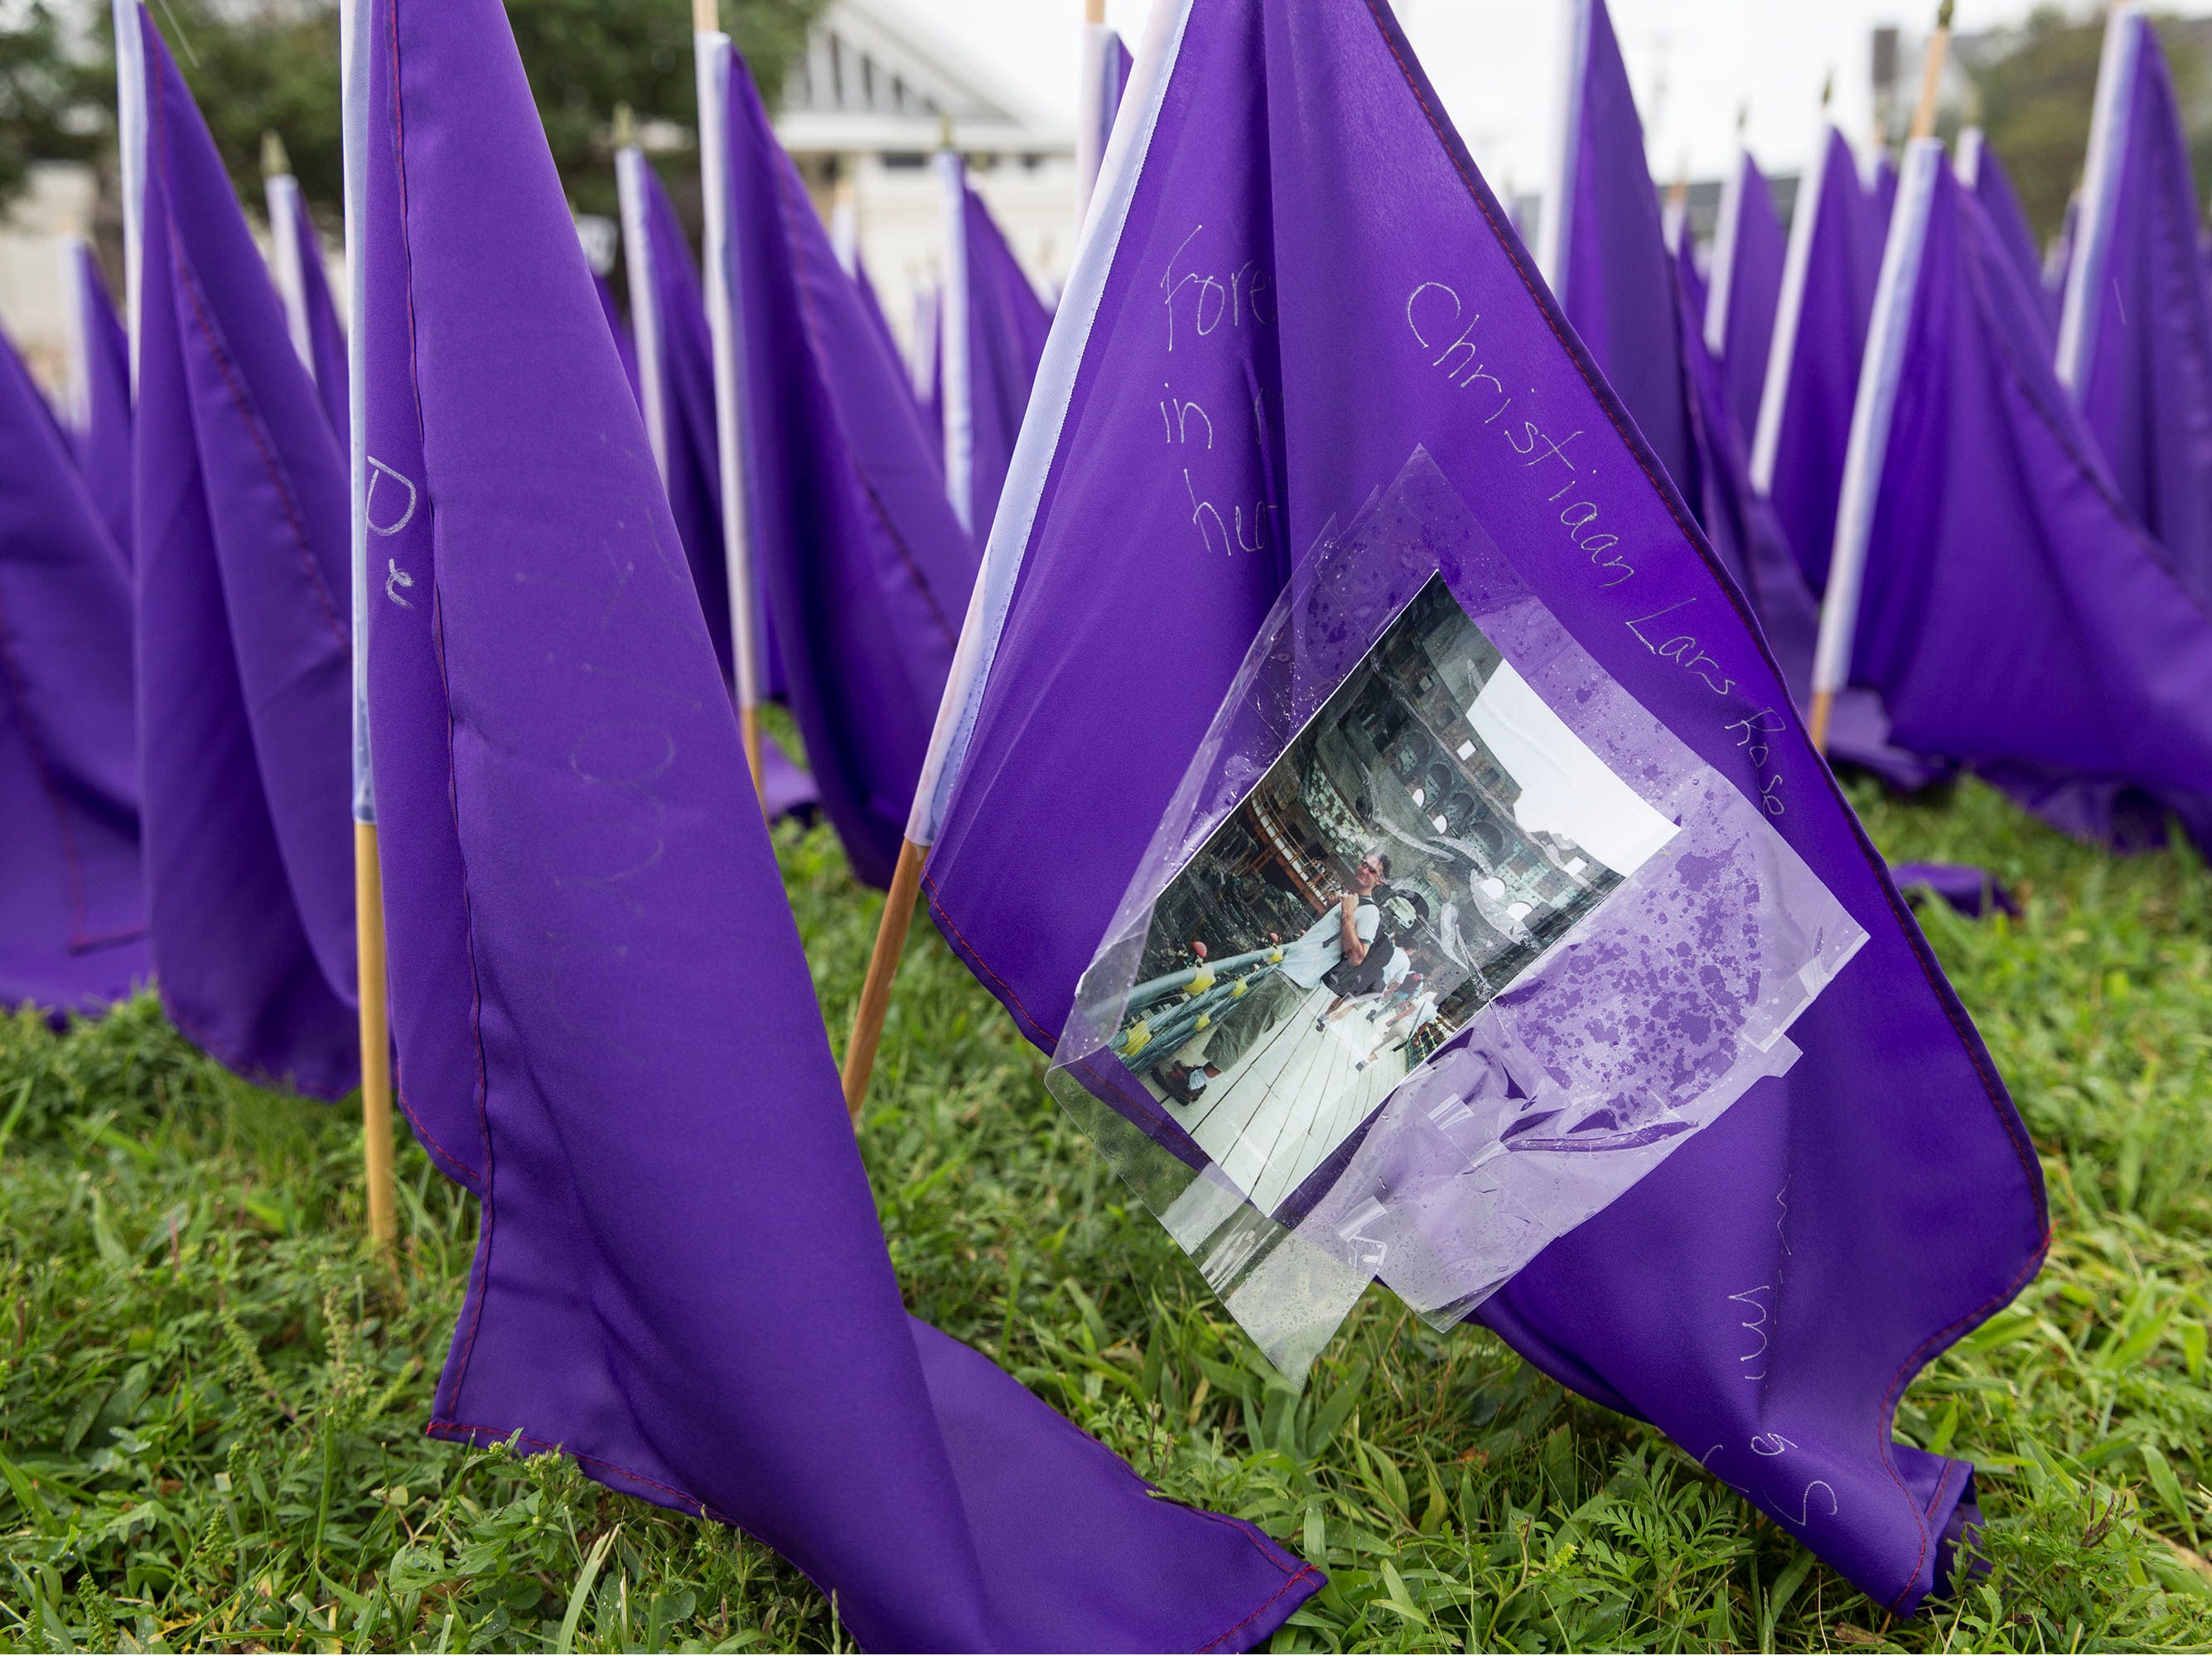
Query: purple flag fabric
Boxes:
[
  {"xmin": 1892, "ymin": 863, "xmax": 2015, "ymax": 920},
  {"xmin": 355, "ymin": 2, "xmax": 1319, "ymax": 1646},
  {"xmin": 133, "ymin": 12, "xmax": 357, "ymax": 1098},
  {"xmin": 592, "ymin": 271, "xmax": 642, "ymax": 408},
  {"xmin": 1957, "ymin": 128, "xmax": 2051, "ymax": 344},
  {"xmin": 1543, "ymin": 0, "xmax": 1695, "ymax": 495},
  {"xmin": 1867, "ymin": 152, "xmax": 1898, "ymax": 229},
  {"xmin": 70, "ymin": 243, "xmax": 135, "ymax": 564},
  {"xmin": 620, "ymin": 158, "xmax": 733, "ymax": 686},
  {"xmin": 1706, "ymin": 147, "xmax": 1786, "ymax": 447},
  {"xmin": 913, "ymin": 282, "xmax": 944, "ymax": 454},
  {"xmin": 2056, "ymin": 6, "xmax": 2212, "ymax": 605},
  {"xmin": 944, "ymin": 161, "xmax": 1055, "ymax": 538},
  {"xmin": 724, "ymin": 56, "xmax": 977, "ymax": 889},
  {"xmin": 1751, "ymin": 126, "xmax": 1886, "ymax": 593},
  {"xmin": 0, "ymin": 325, "xmax": 149, "ymax": 1017},
  {"xmin": 1835, "ymin": 141, "xmax": 2212, "ymax": 856},
  {"xmin": 280, "ymin": 185, "xmax": 351, "ymax": 443},
  {"xmin": 1674, "ymin": 220, "xmax": 1944, "ymax": 791},
  {"xmin": 920, "ymin": 0, "xmax": 2044, "ymax": 1613},
  {"xmin": 2045, "ymin": 193, "xmax": 2077, "ymax": 315}
]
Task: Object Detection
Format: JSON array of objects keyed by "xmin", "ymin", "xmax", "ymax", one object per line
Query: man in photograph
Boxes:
[{"xmin": 1155, "ymin": 851, "xmax": 1390, "ymax": 1103}]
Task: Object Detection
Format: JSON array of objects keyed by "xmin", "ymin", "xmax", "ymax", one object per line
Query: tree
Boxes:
[
  {"xmin": 1977, "ymin": 3, "xmax": 2212, "ymax": 242},
  {"xmin": 0, "ymin": 0, "xmax": 824, "ymax": 231}
]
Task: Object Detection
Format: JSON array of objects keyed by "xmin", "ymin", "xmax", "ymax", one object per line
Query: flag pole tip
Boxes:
[
  {"xmin": 613, "ymin": 102, "xmax": 638, "ymax": 149},
  {"xmin": 692, "ymin": 0, "xmax": 717, "ymax": 35},
  {"xmin": 260, "ymin": 130, "xmax": 290, "ymax": 181},
  {"xmin": 1084, "ymin": 0, "xmax": 1107, "ymax": 22}
]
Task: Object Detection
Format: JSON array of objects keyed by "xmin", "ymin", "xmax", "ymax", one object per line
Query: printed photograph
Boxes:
[{"xmin": 1113, "ymin": 577, "xmax": 1679, "ymax": 1217}]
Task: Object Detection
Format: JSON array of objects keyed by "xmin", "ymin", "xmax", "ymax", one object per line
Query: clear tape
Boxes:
[{"xmin": 1046, "ymin": 450, "xmax": 1866, "ymax": 1383}]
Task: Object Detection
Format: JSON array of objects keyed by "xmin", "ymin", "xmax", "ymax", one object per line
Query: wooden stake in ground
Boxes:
[
  {"xmin": 1809, "ymin": 0, "xmax": 1950, "ymax": 756},
  {"xmin": 355, "ymin": 824, "xmax": 397, "ymax": 1247},
  {"xmin": 840, "ymin": 838, "xmax": 925, "ymax": 1119},
  {"xmin": 693, "ymin": 0, "xmax": 768, "ymax": 806}
]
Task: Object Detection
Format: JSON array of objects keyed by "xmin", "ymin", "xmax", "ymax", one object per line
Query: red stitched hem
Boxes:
[
  {"xmin": 396, "ymin": 1079, "xmax": 483, "ymax": 1181},
  {"xmin": 1197, "ymin": 1563, "xmax": 1321, "ymax": 1654}
]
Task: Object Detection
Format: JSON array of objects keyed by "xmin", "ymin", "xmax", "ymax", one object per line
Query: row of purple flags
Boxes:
[{"xmin": 26, "ymin": 0, "xmax": 2212, "ymax": 1641}]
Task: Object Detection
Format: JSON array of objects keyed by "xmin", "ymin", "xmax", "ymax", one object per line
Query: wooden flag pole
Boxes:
[
  {"xmin": 1908, "ymin": 1, "xmax": 1954, "ymax": 145},
  {"xmin": 356, "ymin": 823, "xmax": 397, "ymax": 1247},
  {"xmin": 1809, "ymin": 1, "xmax": 1949, "ymax": 756},
  {"xmin": 1085, "ymin": 0, "xmax": 1105, "ymax": 25},
  {"xmin": 339, "ymin": 0, "xmax": 396, "ymax": 1248},
  {"xmin": 840, "ymin": 838, "xmax": 925, "ymax": 1119}
]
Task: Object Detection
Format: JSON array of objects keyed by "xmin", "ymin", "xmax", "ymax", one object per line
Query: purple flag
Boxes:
[
  {"xmin": 69, "ymin": 241, "xmax": 135, "ymax": 563},
  {"xmin": 912, "ymin": 282, "xmax": 944, "ymax": 452},
  {"xmin": 1823, "ymin": 139, "xmax": 2212, "ymax": 855},
  {"xmin": 916, "ymin": 0, "xmax": 2044, "ymax": 1612},
  {"xmin": 1705, "ymin": 146, "xmax": 1785, "ymax": 447},
  {"xmin": 942, "ymin": 156, "xmax": 1054, "ymax": 538},
  {"xmin": 2045, "ymin": 192, "xmax": 2077, "ymax": 314},
  {"xmin": 1867, "ymin": 150, "xmax": 1898, "ymax": 229},
  {"xmin": 2056, "ymin": 5, "xmax": 2212, "ymax": 604},
  {"xmin": 722, "ymin": 52, "xmax": 976, "ymax": 888},
  {"xmin": 0, "ymin": 325, "xmax": 149, "ymax": 1017},
  {"xmin": 1956, "ymin": 128, "xmax": 2052, "ymax": 343},
  {"xmin": 1674, "ymin": 219, "xmax": 1944, "ymax": 791},
  {"xmin": 353, "ymin": 1, "xmax": 1318, "ymax": 1646},
  {"xmin": 133, "ymin": 11, "xmax": 357, "ymax": 1097},
  {"xmin": 1751, "ymin": 125, "xmax": 1886, "ymax": 592},
  {"xmin": 1541, "ymin": 0, "xmax": 1695, "ymax": 495},
  {"xmin": 615, "ymin": 149, "xmax": 804, "ymax": 721},
  {"xmin": 829, "ymin": 194, "xmax": 910, "ymax": 389},
  {"xmin": 591, "ymin": 271, "xmax": 642, "ymax": 408},
  {"xmin": 266, "ymin": 170, "xmax": 350, "ymax": 443},
  {"xmin": 1078, "ymin": 23, "xmax": 1137, "ymax": 222}
]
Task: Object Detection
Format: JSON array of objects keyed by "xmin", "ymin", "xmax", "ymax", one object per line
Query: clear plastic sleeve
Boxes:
[{"xmin": 1046, "ymin": 449, "xmax": 1867, "ymax": 1382}]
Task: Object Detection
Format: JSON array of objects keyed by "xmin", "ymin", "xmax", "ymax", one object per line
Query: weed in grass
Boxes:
[{"xmin": 0, "ymin": 774, "xmax": 2207, "ymax": 1649}]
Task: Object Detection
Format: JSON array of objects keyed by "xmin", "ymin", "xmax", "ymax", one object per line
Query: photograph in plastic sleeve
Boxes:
[
  {"xmin": 1046, "ymin": 449, "xmax": 1868, "ymax": 1382},
  {"xmin": 1121, "ymin": 576, "xmax": 1679, "ymax": 1219}
]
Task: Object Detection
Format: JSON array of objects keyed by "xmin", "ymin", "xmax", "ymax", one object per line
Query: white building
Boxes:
[{"xmin": 771, "ymin": 0, "xmax": 1078, "ymax": 348}]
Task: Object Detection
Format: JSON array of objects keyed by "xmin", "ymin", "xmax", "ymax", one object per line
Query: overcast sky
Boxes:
[{"xmin": 891, "ymin": 0, "xmax": 2116, "ymax": 186}]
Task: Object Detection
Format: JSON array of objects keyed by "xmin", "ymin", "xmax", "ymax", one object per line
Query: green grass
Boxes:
[{"xmin": 2, "ymin": 775, "xmax": 2210, "ymax": 1652}]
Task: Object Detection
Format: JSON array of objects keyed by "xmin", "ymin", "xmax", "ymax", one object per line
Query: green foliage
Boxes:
[
  {"xmin": 1977, "ymin": 6, "xmax": 2212, "ymax": 243},
  {"xmin": 1, "ymin": 773, "xmax": 2210, "ymax": 1649},
  {"xmin": 0, "ymin": 0, "xmax": 824, "ymax": 229},
  {"xmin": 0, "ymin": 2, "xmax": 100, "ymax": 205}
]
